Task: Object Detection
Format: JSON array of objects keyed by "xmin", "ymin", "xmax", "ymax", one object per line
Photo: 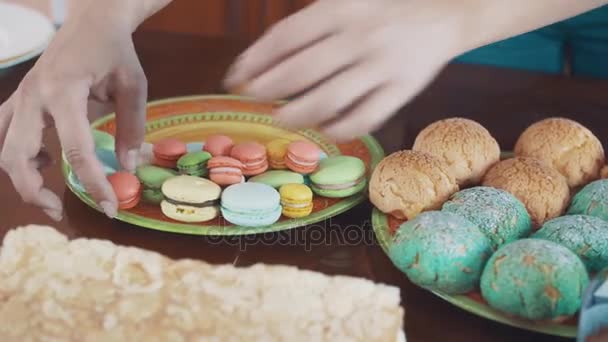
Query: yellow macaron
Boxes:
[
  {"xmin": 266, "ymin": 139, "xmax": 291, "ymax": 169},
  {"xmin": 279, "ymin": 184, "xmax": 313, "ymax": 218}
]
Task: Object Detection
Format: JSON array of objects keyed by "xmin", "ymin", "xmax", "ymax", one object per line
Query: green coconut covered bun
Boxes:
[
  {"xmin": 533, "ymin": 215, "xmax": 608, "ymax": 273},
  {"xmin": 481, "ymin": 239, "xmax": 589, "ymax": 321},
  {"xmin": 388, "ymin": 211, "xmax": 492, "ymax": 294},
  {"xmin": 442, "ymin": 186, "xmax": 532, "ymax": 250}
]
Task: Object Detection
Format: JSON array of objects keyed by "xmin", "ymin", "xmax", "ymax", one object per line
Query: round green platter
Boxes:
[
  {"xmin": 372, "ymin": 210, "xmax": 579, "ymax": 338},
  {"xmin": 62, "ymin": 95, "xmax": 385, "ymax": 236}
]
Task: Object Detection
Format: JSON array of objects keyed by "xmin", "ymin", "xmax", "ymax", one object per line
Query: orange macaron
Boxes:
[
  {"xmin": 230, "ymin": 141, "xmax": 269, "ymax": 176},
  {"xmin": 107, "ymin": 172, "xmax": 142, "ymax": 210},
  {"xmin": 153, "ymin": 138, "xmax": 187, "ymax": 169},
  {"xmin": 204, "ymin": 135, "xmax": 235, "ymax": 157},
  {"xmin": 286, "ymin": 141, "xmax": 321, "ymax": 174},
  {"xmin": 208, "ymin": 156, "xmax": 245, "ymax": 186}
]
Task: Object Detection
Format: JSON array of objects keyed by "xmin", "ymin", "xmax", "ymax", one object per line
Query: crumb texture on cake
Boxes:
[
  {"xmin": 413, "ymin": 118, "xmax": 500, "ymax": 186},
  {"xmin": 0, "ymin": 226, "xmax": 403, "ymax": 342},
  {"xmin": 514, "ymin": 118, "xmax": 604, "ymax": 188},
  {"xmin": 482, "ymin": 157, "xmax": 569, "ymax": 228},
  {"xmin": 370, "ymin": 150, "xmax": 458, "ymax": 220}
]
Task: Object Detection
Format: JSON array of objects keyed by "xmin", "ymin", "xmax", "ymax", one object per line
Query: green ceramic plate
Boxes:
[
  {"xmin": 62, "ymin": 95, "xmax": 385, "ymax": 236},
  {"xmin": 372, "ymin": 209, "xmax": 578, "ymax": 338}
]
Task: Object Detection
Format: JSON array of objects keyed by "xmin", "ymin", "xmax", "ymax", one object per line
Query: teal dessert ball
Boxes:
[
  {"xmin": 388, "ymin": 211, "xmax": 493, "ymax": 294},
  {"xmin": 442, "ymin": 186, "xmax": 532, "ymax": 250},
  {"xmin": 533, "ymin": 215, "xmax": 608, "ymax": 273},
  {"xmin": 568, "ymin": 179, "xmax": 608, "ymax": 221},
  {"xmin": 480, "ymin": 239, "xmax": 589, "ymax": 320}
]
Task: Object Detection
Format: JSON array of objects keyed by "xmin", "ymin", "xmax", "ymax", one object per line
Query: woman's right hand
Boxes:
[{"xmin": 0, "ymin": 0, "xmax": 170, "ymax": 220}]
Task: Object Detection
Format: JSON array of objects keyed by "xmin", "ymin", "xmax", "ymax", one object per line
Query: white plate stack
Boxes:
[{"xmin": 0, "ymin": 3, "xmax": 55, "ymax": 69}]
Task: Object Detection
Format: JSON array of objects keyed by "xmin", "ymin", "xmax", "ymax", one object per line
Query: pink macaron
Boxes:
[
  {"xmin": 153, "ymin": 138, "xmax": 187, "ymax": 169},
  {"xmin": 204, "ymin": 135, "xmax": 234, "ymax": 157},
  {"xmin": 230, "ymin": 141, "xmax": 269, "ymax": 176},
  {"xmin": 286, "ymin": 141, "xmax": 321, "ymax": 174},
  {"xmin": 208, "ymin": 156, "xmax": 245, "ymax": 186}
]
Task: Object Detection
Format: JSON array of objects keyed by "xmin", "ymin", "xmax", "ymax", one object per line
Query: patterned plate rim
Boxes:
[{"xmin": 62, "ymin": 95, "xmax": 386, "ymax": 236}]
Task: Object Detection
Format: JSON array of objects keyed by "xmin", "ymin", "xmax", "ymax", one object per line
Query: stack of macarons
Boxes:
[{"xmin": 84, "ymin": 132, "xmax": 368, "ymax": 227}]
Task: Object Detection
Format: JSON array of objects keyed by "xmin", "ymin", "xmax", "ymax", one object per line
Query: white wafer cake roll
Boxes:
[{"xmin": 0, "ymin": 226, "xmax": 405, "ymax": 341}]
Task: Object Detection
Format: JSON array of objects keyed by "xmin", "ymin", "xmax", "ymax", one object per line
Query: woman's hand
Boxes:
[
  {"xmin": 224, "ymin": 0, "xmax": 467, "ymax": 141},
  {"xmin": 0, "ymin": 0, "xmax": 170, "ymax": 220}
]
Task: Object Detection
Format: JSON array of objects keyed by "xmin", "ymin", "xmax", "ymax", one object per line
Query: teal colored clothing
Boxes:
[{"xmin": 456, "ymin": 6, "xmax": 608, "ymax": 78}]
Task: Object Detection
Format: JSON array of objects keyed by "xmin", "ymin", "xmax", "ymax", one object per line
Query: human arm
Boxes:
[
  {"xmin": 0, "ymin": 0, "xmax": 172, "ymax": 220},
  {"xmin": 224, "ymin": 0, "xmax": 608, "ymax": 141}
]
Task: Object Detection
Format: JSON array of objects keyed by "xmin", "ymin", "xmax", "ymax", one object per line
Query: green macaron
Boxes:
[
  {"xmin": 442, "ymin": 186, "xmax": 532, "ymax": 250},
  {"xmin": 568, "ymin": 179, "xmax": 608, "ymax": 221},
  {"xmin": 136, "ymin": 165, "xmax": 178, "ymax": 204},
  {"xmin": 309, "ymin": 156, "xmax": 367, "ymax": 198},
  {"xmin": 92, "ymin": 129, "xmax": 115, "ymax": 151},
  {"xmin": 480, "ymin": 239, "xmax": 589, "ymax": 320},
  {"xmin": 177, "ymin": 151, "xmax": 212, "ymax": 177},
  {"xmin": 533, "ymin": 215, "xmax": 608, "ymax": 273},
  {"xmin": 248, "ymin": 170, "xmax": 305, "ymax": 188},
  {"xmin": 388, "ymin": 211, "xmax": 493, "ymax": 294}
]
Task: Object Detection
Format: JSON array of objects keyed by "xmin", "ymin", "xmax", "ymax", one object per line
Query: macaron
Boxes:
[
  {"xmin": 221, "ymin": 183, "xmax": 282, "ymax": 227},
  {"xmin": 177, "ymin": 151, "xmax": 212, "ymax": 177},
  {"xmin": 266, "ymin": 139, "xmax": 291, "ymax": 169},
  {"xmin": 310, "ymin": 156, "xmax": 367, "ymax": 198},
  {"xmin": 280, "ymin": 184, "xmax": 313, "ymax": 218},
  {"xmin": 389, "ymin": 211, "xmax": 492, "ymax": 294},
  {"xmin": 208, "ymin": 156, "xmax": 245, "ymax": 186},
  {"xmin": 533, "ymin": 215, "xmax": 608, "ymax": 273},
  {"xmin": 96, "ymin": 148, "xmax": 119, "ymax": 172},
  {"xmin": 203, "ymin": 135, "xmax": 234, "ymax": 157},
  {"xmin": 480, "ymin": 239, "xmax": 589, "ymax": 321},
  {"xmin": 249, "ymin": 170, "xmax": 304, "ymax": 189},
  {"xmin": 231, "ymin": 141, "xmax": 269, "ymax": 176},
  {"xmin": 153, "ymin": 138, "xmax": 187, "ymax": 169},
  {"xmin": 92, "ymin": 129, "xmax": 115, "ymax": 151},
  {"xmin": 160, "ymin": 175, "xmax": 222, "ymax": 223},
  {"xmin": 286, "ymin": 141, "xmax": 321, "ymax": 174},
  {"xmin": 186, "ymin": 142, "xmax": 205, "ymax": 153},
  {"xmin": 135, "ymin": 165, "xmax": 178, "ymax": 204},
  {"xmin": 107, "ymin": 172, "xmax": 142, "ymax": 210}
]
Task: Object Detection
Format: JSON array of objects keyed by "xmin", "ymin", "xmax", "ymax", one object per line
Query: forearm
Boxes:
[
  {"xmin": 455, "ymin": 0, "xmax": 608, "ymax": 54},
  {"xmin": 67, "ymin": 0, "xmax": 173, "ymax": 32}
]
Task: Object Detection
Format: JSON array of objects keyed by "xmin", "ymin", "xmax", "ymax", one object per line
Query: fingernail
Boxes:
[
  {"xmin": 100, "ymin": 201, "xmax": 117, "ymax": 219},
  {"xmin": 124, "ymin": 149, "xmax": 139, "ymax": 173},
  {"xmin": 44, "ymin": 208, "xmax": 63, "ymax": 222}
]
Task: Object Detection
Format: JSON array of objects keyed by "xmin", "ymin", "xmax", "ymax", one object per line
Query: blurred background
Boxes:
[{"xmin": 4, "ymin": 0, "xmax": 313, "ymax": 41}]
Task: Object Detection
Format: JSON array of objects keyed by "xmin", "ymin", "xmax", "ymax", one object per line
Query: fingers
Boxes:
[
  {"xmin": 225, "ymin": 1, "xmax": 334, "ymax": 89},
  {"xmin": 52, "ymin": 87, "xmax": 118, "ymax": 218},
  {"xmin": 273, "ymin": 58, "xmax": 389, "ymax": 128},
  {"xmin": 0, "ymin": 95, "xmax": 14, "ymax": 151},
  {"xmin": 0, "ymin": 94, "xmax": 63, "ymax": 221},
  {"xmin": 321, "ymin": 83, "xmax": 407, "ymax": 142},
  {"xmin": 113, "ymin": 56, "xmax": 148, "ymax": 173},
  {"xmin": 240, "ymin": 32, "xmax": 365, "ymax": 101}
]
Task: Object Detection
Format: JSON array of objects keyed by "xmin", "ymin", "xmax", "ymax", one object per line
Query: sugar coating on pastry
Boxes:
[
  {"xmin": 0, "ymin": 225, "xmax": 404, "ymax": 341},
  {"xmin": 412, "ymin": 118, "xmax": 500, "ymax": 186},
  {"xmin": 480, "ymin": 239, "xmax": 589, "ymax": 321},
  {"xmin": 442, "ymin": 186, "xmax": 532, "ymax": 250},
  {"xmin": 389, "ymin": 211, "xmax": 492, "ymax": 294},
  {"xmin": 533, "ymin": 215, "xmax": 608, "ymax": 273},
  {"xmin": 514, "ymin": 117, "xmax": 605, "ymax": 188},
  {"xmin": 370, "ymin": 150, "xmax": 458, "ymax": 220},
  {"xmin": 482, "ymin": 157, "xmax": 569, "ymax": 228}
]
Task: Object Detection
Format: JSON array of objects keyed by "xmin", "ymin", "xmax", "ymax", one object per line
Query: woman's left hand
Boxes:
[{"xmin": 225, "ymin": 0, "xmax": 467, "ymax": 141}]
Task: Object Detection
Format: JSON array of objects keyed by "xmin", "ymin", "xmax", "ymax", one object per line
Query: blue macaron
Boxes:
[
  {"xmin": 96, "ymin": 148, "xmax": 120, "ymax": 171},
  {"xmin": 186, "ymin": 142, "xmax": 206, "ymax": 153},
  {"xmin": 221, "ymin": 183, "xmax": 282, "ymax": 227}
]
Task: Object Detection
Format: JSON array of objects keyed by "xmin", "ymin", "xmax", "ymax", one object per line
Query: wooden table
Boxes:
[{"xmin": 2, "ymin": 31, "xmax": 608, "ymax": 342}]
